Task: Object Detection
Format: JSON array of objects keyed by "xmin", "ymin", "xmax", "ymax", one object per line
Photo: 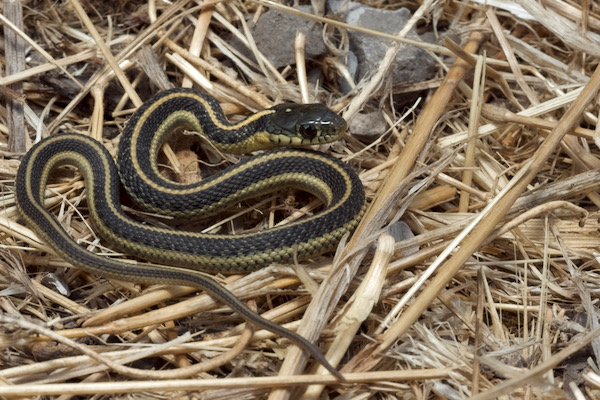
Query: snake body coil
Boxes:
[{"xmin": 15, "ymin": 88, "xmax": 366, "ymax": 379}]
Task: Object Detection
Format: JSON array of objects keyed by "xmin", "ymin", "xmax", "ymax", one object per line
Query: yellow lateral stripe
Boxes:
[{"xmin": 16, "ymin": 87, "xmax": 365, "ymax": 379}]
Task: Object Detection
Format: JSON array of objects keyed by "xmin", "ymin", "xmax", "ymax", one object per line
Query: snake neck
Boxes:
[{"xmin": 121, "ymin": 88, "xmax": 276, "ymax": 156}]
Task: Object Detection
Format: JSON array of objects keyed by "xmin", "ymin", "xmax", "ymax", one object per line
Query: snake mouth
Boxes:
[{"xmin": 268, "ymin": 133, "xmax": 339, "ymax": 146}]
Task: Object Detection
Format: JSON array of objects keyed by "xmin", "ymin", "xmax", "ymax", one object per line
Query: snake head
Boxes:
[{"xmin": 266, "ymin": 103, "xmax": 347, "ymax": 146}]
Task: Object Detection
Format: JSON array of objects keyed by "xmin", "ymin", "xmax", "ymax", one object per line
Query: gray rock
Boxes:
[
  {"xmin": 332, "ymin": 2, "xmax": 436, "ymax": 89},
  {"xmin": 237, "ymin": 6, "xmax": 328, "ymax": 69},
  {"xmin": 348, "ymin": 111, "xmax": 387, "ymax": 140},
  {"xmin": 387, "ymin": 221, "xmax": 417, "ymax": 256}
]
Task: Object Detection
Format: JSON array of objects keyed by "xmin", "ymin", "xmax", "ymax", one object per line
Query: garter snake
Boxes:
[{"xmin": 15, "ymin": 88, "xmax": 366, "ymax": 379}]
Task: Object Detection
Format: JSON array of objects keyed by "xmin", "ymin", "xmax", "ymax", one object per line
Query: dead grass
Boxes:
[{"xmin": 1, "ymin": 0, "xmax": 600, "ymax": 398}]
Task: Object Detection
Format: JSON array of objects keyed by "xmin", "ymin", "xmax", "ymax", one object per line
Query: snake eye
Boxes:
[{"xmin": 299, "ymin": 124, "xmax": 319, "ymax": 139}]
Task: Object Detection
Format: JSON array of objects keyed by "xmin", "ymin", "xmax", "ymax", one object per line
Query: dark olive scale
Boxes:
[
  {"xmin": 15, "ymin": 88, "xmax": 365, "ymax": 380},
  {"xmin": 118, "ymin": 88, "xmax": 350, "ymax": 218},
  {"xmin": 128, "ymin": 91, "xmax": 266, "ymax": 146}
]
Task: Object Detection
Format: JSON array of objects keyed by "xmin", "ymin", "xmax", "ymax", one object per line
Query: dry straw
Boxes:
[{"xmin": 1, "ymin": 0, "xmax": 600, "ymax": 399}]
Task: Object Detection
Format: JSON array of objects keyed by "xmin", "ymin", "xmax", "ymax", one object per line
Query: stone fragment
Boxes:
[
  {"xmin": 330, "ymin": 1, "xmax": 436, "ymax": 90},
  {"xmin": 348, "ymin": 111, "xmax": 387, "ymax": 140},
  {"xmin": 235, "ymin": 6, "xmax": 327, "ymax": 69}
]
